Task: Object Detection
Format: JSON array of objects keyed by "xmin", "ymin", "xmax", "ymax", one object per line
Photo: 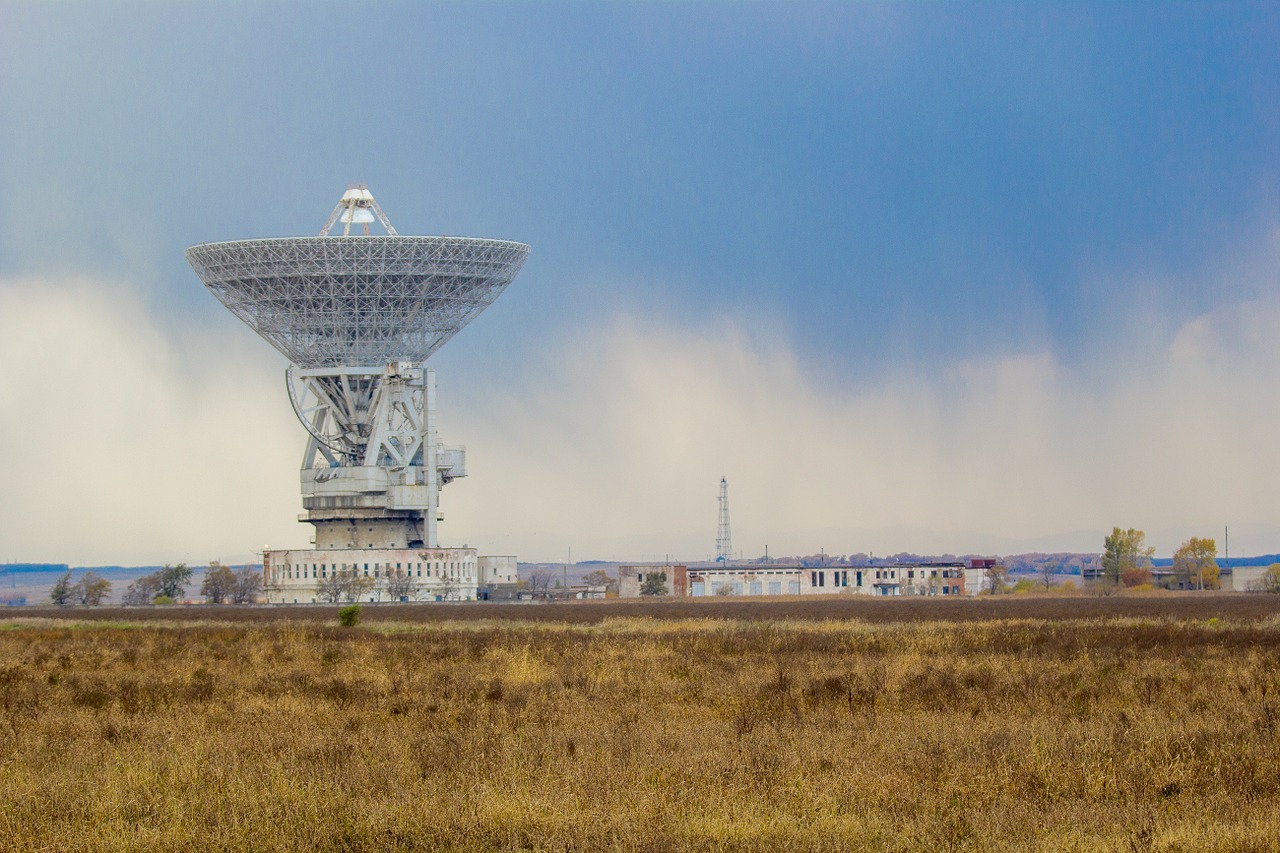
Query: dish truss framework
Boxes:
[{"xmin": 186, "ymin": 186, "xmax": 529, "ymax": 551}]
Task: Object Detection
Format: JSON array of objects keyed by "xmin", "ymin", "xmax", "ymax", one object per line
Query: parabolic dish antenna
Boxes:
[{"xmin": 185, "ymin": 186, "xmax": 530, "ymax": 369}]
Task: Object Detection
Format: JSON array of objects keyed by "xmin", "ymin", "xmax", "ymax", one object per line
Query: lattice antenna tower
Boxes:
[{"xmin": 716, "ymin": 476, "xmax": 732, "ymax": 563}]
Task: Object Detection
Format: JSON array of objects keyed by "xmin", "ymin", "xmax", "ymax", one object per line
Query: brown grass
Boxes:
[
  {"xmin": 1, "ymin": 606, "xmax": 1279, "ymax": 850},
  {"xmin": 16, "ymin": 590, "xmax": 1280, "ymax": 625}
]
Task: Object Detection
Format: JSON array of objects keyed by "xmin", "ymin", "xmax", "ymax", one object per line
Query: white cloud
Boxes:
[
  {"xmin": 446, "ymin": 295, "xmax": 1280, "ymax": 561},
  {"xmin": 0, "ymin": 276, "xmax": 300, "ymax": 566},
  {"xmin": 4, "ymin": 266, "xmax": 1280, "ymax": 567}
]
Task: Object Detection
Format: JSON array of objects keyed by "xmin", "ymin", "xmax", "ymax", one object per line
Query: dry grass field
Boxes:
[{"xmin": 2, "ymin": 598, "xmax": 1279, "ymax": 851}]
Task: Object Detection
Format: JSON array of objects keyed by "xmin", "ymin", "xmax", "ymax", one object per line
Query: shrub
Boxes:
[
  {"xmin": 1121, "ymin": 567, "xmax": 1152, "ymax": 587},
  {"xmin": 338, "ymin": 604, "xmax": 361, "ymax": 627},
  {"xmin": 1252, "ymin": 564, "xmax": 1280, "ymax": 594}
]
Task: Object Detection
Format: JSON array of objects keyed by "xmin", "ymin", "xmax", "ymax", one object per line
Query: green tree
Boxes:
[
  {"xmin": 200, "ymin": 561, "xmax": 236, "ymax": 604},
  {"xmin": 49, "ymin": 570, "xmax": 75, "ymax": 606},
  {"xmin": 639, "ymin": 571, "xmax": 668, "ymax": 596},
  {"xmin": 157, "ymin": 563, "xmax": 193, "ymax": 601},
  {"xmin": 1172, "ymin": 537, "xmax": 1219, "ymax": 590},
  {"xmin": 73, "ymin": 571, "xmax": 111, "ymax": 606},
  {"xmin": 1101, "ymin": 528, "xmax": 1155, "ymax": 587}
]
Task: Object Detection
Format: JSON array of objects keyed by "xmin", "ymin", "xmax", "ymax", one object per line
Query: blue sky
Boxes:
[{"xmin": 1, "ymin": 2, "xmax": 1278, "ymax": 564}]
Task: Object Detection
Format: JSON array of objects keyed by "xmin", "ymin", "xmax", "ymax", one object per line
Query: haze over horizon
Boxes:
[{"xmin": 2, "ymin": 3, "xmax": 1278, "ymax": 565}]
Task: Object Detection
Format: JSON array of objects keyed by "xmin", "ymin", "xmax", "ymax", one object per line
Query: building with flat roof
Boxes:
[{"xmin": 618, "ymin": 562, "xmax": 973, "ymax": 597}]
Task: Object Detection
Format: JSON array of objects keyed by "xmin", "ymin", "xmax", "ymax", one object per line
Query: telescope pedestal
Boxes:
[{"xmin": 289, "ymin": 363, "xmax": 464, "ymax": 551}]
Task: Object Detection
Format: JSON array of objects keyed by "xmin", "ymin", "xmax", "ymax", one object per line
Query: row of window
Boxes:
[
  {"xmin": 690, "ymin": 581, "xmax": 801, "ymax": 596},
  {"xmin": 284, "ymin": 561, "xmax": 474, "ymax": 581}
]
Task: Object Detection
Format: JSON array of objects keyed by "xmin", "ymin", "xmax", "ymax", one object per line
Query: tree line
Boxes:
[
  {"xmin": 50, "ymin": 562, "xmax": 264, "ymax": 606},
  {"xmin": 1098, "ymin": 527, "xmax": 1280, "ymax": 593}
]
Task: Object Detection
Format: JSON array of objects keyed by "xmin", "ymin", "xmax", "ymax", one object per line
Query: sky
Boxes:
[{"xmin": 1, "ymin": 2, "xmax": 1278, "ymax": 565}]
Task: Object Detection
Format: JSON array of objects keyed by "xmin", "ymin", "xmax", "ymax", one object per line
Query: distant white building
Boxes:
[
  {"xmin": 479, "ymin": 555, "xmax": 518, "ymax": 586},
  {"xmin": 1232, "ymin": 565, "xmax": 1274, "ymax": 592},
  {"xmin": 618, "ymin": 562, "xmax": 974, "ymax": 598}
]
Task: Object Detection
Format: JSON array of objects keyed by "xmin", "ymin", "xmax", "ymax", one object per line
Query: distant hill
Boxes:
[
  {"xmin": 1151, "ymin": 554, "xmax": 1280, "ymax": 568},
  {"xmin": 0, "ymin": 563, "xmax": 70, "ymax": 574}
]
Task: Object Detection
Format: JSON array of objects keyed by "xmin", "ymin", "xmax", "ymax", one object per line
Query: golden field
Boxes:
[{"xmin": 2, "ymin": 597, "xmax": 1279, "ymax": 851}]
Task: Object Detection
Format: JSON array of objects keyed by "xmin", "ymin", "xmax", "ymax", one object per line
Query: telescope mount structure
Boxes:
[{"xmin": 187, "ymin": 186, "xmax": 528, "ymax": 602}]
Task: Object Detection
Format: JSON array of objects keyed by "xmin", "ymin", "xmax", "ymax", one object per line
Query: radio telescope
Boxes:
[{"xmin": 186, "ymin": 186, "xmax": 529, "ymax": 558}]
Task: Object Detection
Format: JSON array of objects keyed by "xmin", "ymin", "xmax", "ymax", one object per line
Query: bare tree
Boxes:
[
  {"xmin": 580, "ymin": 569, "xmax": 616, "ymax": 594},
  {"xmin": 1039, "ymin": 560, "xmax": 1056, "ymax": 591},
  {"xmin": 74, "ymin": 572, "xmax": 111, "ymax": 606},
  {"xmin": 526, "ymin": 569, "xmax": 554, "ymax": 599},
  {"xmin": 315, "ymin": 568, "xmax": 375, "ymax": 604},
  {"xmin": 231, "ymin": 567, "xmax": 262, "ymax": 604},
  {"xmin": 314, "ymin": 572, "xmax": 346, "ymax": 604},
  {"xmin": 122, "ymin": 574, "xmax": 162, "ymax": 605},
  {"xmin": 984, "ymin": 562, "xmax": 1010, "ymax": 595},
  {"xmin": 437, "ymin": 573, "xmax": 462, "ymax": 602},
  {"xmin": 201, "ymin": 561, "xmax": 236, "ymax": 604},
  {"xmin": 385, "ymin": 568, "xmax": 419, "ymax": 602}
]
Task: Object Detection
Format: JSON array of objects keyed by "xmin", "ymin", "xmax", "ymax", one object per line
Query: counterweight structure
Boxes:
[{"xmin": 187, "ymin": 186, "xmax": 528, "ymax": 601}]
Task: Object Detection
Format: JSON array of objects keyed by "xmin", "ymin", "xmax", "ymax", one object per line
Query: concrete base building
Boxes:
[{"xmin": 265, "ymin": 547, "xmax": 480, "ymax": 603}]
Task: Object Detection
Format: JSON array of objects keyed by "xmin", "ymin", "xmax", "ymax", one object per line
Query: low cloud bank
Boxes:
[
  {"xmin": 0, "ymin": 277, "xmax": 299, "ymax": 565},
  {"xmin": 4, "ymin": 262, "xmax": 1279, "ymax": 565},
  {"xmin": 448, "ymin": 304, "xmax": 1280, "ymax": 561}
]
